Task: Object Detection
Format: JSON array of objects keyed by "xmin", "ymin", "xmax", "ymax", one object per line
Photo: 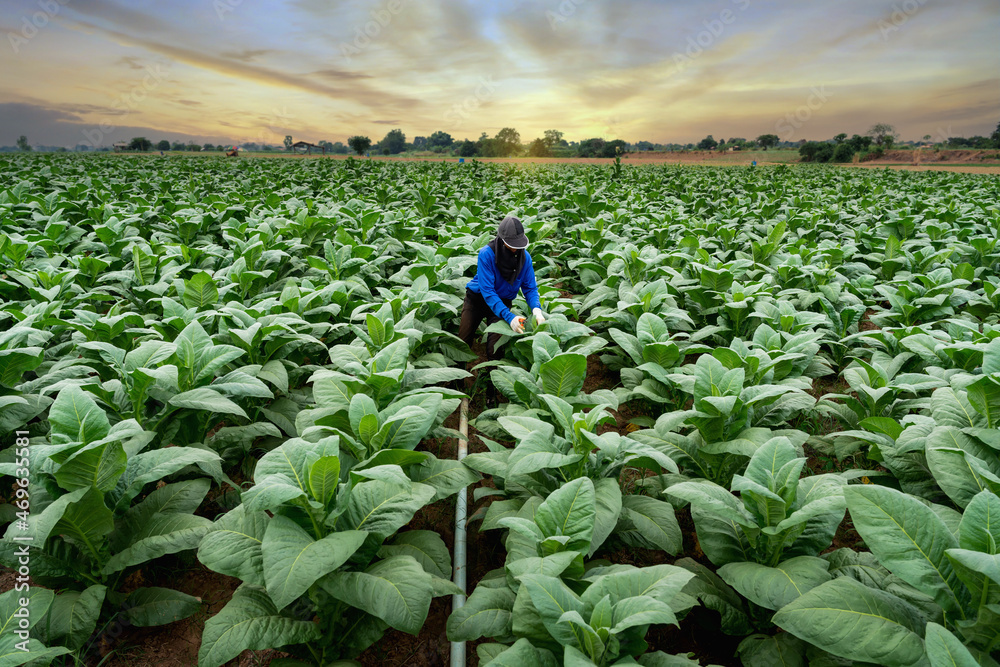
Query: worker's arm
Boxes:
[{"xmin": 477, "ymin": 249, "xmax": 516, "ymax": 324}]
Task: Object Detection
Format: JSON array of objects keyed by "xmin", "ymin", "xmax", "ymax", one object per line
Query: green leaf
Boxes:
[
  {"xmin": 53, "ymin": 487, "xmax": 114, "ymax": 559},
  {"xmin": 618, "ymin": 494, "xmax": 682, "ymax": 554},
  {"xmin": 844, "ymin": 484, "xmax": 969, "ymax": 615},
  {"xmin": 773, "ymin": 577, "xmax": 926, "ymax": 667},
  {"xmin": 121, "ymin": 587, "xmax": 202, "ymax": 627},
  {"xmin": 198, "ymin": 585, "xmax": 321, "ymax": 667},
  {"xmin": 102, "ymin": 513, "xmax": 212, "ymax": 574},
  {"xmin": 261, "ymin": 516, "xmax": 366, "ymax": 610},
  {"xmin": 183, "ymin": 271, "xmax": 219, "ymax": 309},
  {"xmin": 341, "ymin": 479, "xmax": 436, "ymax": 542},
  {"xmin": 35, "ymin": 585, "xmax": 107, "ymax": 650},
  {"xmin": 48, "ymin": 385, "xmax": 110, "ymax": 446},
  {"xmin": 197, "ymin": 505, "xmax": 269, "ymax": 586},
  {"xmin": 534, "ymin": 478, "xmax": 596, "ymax": 555},
  {"xmin": 539, "ymin": 353, "xmax": 588, "ymax": 398},
  {"xmin": 959, "ymin": 490, "xmax": 1000, "ymax": 553},
  {"xmin": 409, "ymin": 456, "xmax": 481, "ymax": 502},
  {"xmin": 379, "ymin": 530, "xmax": 452, "ymax": 579},
  {"xmin": 321, "ymin": 555, "xmax": 435, "ymax": 635},
  {"xmin": 518, "ymin": 574, "xmax": 587, "ymax": 649},
  {"xmin": 718, "ymin": 557, "xmax": 831, "ymax": 611},
  {"xmin": 54, "ymin": 440, "xmax": 127, "ymax": 492},
  {"xmin": 589, "ymin": 478, "xmax": 622, "ymax": 557},
  {"xmin": 169, "ymin": 387, "xmax": 248, "ymax": 419},
  {"xmin": 308, "ymin": 455, "xmax": 340, "ymax": 508},
  {"xmin": 736, "ymin": 633, "xmax": 807, "ymax": 667},
  {"xmin": 925, "ymin": 622, "xmax": 980, "ymax": 667},
  {"xmin": 446, "ymin": 585, "xmax": 516, "ymax": 642}
]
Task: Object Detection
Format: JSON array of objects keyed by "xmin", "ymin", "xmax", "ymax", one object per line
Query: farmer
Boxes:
[{"xmin": 459, "ymin": 215, "xmax": 546, "ymax": 361}]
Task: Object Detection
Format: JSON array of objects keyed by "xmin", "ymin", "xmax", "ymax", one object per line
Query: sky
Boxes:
[{"xmin": 0, "ymin": 0, "xmax": 997, "ymax": 148}]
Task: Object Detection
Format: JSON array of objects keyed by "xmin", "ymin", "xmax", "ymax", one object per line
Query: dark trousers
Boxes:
[{"xmin": 458, "ymin": 290, "xmax": 512, "ymax": 361}]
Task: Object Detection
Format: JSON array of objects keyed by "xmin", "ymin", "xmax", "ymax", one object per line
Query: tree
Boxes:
[
  {"xmin": 203, "ymin": 143, "xmax": 215, "ymax": 151},
  {"xmin": 992, "ymin": 122, "xmax": 1000, "ymax": 148},
  {"xmin": 833, "ymin": 143, "xmax": 855, "ymax": 163},
  {"xmin": 128, "ymin": 137, "xmax": 152, "ymax": 152},
  {"xmin": 756, "ymin": 134, "xmax": 779, "ymax": 150},
  {"xmin": 577, "ymin": 138, "xmax": 606, "ymax": 158},
  {"xmin": 156, "ymin": 140, "xmax": 170, "ymax": 151},
  {"xmin": 16, "ymin": 135, "xmax": 31, "ymax": 152},
  {"xmin": 543, "ymin": 129, "xmax": 564, "ymax": 148},
  {"xmin": 847, "ymin": 134, "xmax": 872, "ymax": 152},
  {"xmin": 348, "ymin": 136, "xmax": 371, "ymax": 156},
  {"xmin": 427, "ymin": 131, "xmax": 453, "ymax": 149},
  {"xmin": 697, "ymin": 135, "xmax": 718, "ymax": 150},
  {"xmin": 833, "ymin": 133, "xmax": 847, "ymax": 144},
  {"xmin": 331, "ymin": 142, "xmax": 349, "ymax": 154},
  {"xmin": 527, "ymin": 138, "xmax": 552, "ymax": 158},
  {"xmin": 922, "ymin": 134, "xmax": 932, "ymax": 143},
  {"xmin": 494, "ymin": 128, "xmax": 521, "ymax": 157},
  {"xmin": 867, "ymin": 123, "xmax": 898, "ymax": 149},
  {"xmin": 458, "ymin": 140, "xmax": 477, "ymax": 157},
  {"xmin": 379, "ymin": 129, "xmax": 406, "ymax": 154},
  {"xmin": 634, "ymin": 141, "xmax": 654, "ymax": 151},
  {"xmin": 284, "ymin": 135, "xmax": 293, "ymax": 151},
  {"xmin": 412, "ymin": 136, "xmax": 427, "ymax": 150}
]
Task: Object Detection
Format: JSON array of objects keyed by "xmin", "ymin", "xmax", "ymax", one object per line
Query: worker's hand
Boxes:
[
  {"xmin": 532, "ymin": 308, "xmax": 546, "ymax": 326},
  {"xmin": 510, "ymin": 315, "xmax": 526, "ymax": 334}
]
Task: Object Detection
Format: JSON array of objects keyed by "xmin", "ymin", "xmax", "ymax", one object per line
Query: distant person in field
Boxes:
[{"xmin": 459, "ymin": 216, "xmax": 546, "ymax": 361}]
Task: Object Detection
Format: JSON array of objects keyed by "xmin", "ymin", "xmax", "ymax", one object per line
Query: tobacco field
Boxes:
[{"xmin": 1, "ymin": 153, "xmax": 999, "ymax": 666}]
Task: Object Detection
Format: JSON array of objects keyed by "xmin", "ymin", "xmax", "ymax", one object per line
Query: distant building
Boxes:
[{"xmin": 112, "ymin": 142, "xmax": 129, "ymax": 152}]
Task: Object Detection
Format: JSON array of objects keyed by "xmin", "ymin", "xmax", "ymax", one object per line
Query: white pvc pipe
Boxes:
[{"xmin": 451, "ymin": 397, "xmax": 470, "ymax": 666}]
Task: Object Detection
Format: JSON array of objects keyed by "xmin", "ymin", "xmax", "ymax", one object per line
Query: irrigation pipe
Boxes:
[{"xmin": 451, "ymin": 397, "xmax": 470, "ymax": 666}]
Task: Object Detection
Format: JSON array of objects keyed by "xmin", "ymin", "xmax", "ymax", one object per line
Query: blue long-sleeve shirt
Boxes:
[{"xmin": 466, "ymin": 245, "xmax": 542, "ymax": 324}]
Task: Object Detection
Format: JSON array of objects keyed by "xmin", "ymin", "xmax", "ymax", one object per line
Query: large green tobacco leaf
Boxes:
[
  {"xmin": 539, "ymin": 353, "xmax": 587, "ymax": 397},
  {"xmin": 48, "ymin": 385, "xmax": 111, "ymax": 446},
  {"xmin": 736, "ymin": 633, "xmax": 806, "ymax": 667},
  {"xmin": 959, "ymin": 491, "xmax": 1000, "ymax": 553},
  {"xmin": 169, "ymin": 387, "xmax": 248, "ymax": 419},
  {"xmin": 618, "ymin": 494, "xmax": 682, "ymax": 554},
  {"xmin": 447, "ymin": 585, "xmax": 516, "ymax": 642},
  {"xmin": 378, "ymin": 530, "xmax": 452, "ymax": 579},
  {"xmin": 409, "ymin": 456, "xmax": 481, "ymax": 502},
  {"xmin": 261, "ymin": 515, "xmax": 366, "ymax": 610},
  {"xmin": 198, "ymin": 504, "xmax": 270, "ymax": 586},
  {"xmin": 320, "ymin": 555, "xmax": 435, "ymax": 635},
  {"xmin": 53, "ymin": 487, "xmax": 115, "ymax": 558},
  {"xmin": 340, "ymin": 479, "xmax": 436, "ymax": 542},
  {"xmin": 844, "ymin": 484, "xmax": 970, "ymax": 615},
  {"xmin": 120, "ymin": 587, "xmax": 203, "ymax": 627},
  {"xmin": 924, "ymin": 622, "xmax": 980, "ymax": 667},
  {"xmin": 34, "ymin": 585, "xmax": 107, "ymax": 650},
  {"xmin": 102, "ymin": 513, "xmax": 213, "ymax": 574},
  {"xmin": 718, "ymin": 557, "xmax": 831, "ymax": 611},
  {"xmin": 54, "ymin": 440, "xmax": 127, "ymax": 492},
  {"xmin": 199, "ymin": 585, "xmax": 321, "ymax": 667},
  {"xmin": 773, "ymin": 577, "xmax": 927, "ymax": 667},
  {"xmin": 534, "ymin": 477, "xmax": 596, "ymax": 555}
]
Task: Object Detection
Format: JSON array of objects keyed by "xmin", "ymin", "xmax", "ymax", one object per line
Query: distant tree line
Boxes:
[{"xmin": 5, "ymin": 121, "xmax": 998, "ymax": 156}]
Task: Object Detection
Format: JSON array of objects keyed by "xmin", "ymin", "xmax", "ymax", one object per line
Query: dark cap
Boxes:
[{"xmin": 497, "ymin": 216, "xmax": 528, "ymax": 250}]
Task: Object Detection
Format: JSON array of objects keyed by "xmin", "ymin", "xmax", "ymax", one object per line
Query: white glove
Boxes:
[
  {"xmin": 510, "ymin": 315, "xmax": 526, "ymax": 334},
  {"xmin": 532, "ymin": 308, "xmax": 546, "ymax": 325}
]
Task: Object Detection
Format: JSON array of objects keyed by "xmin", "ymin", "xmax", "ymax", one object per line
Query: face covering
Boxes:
[{"xmin": 488, "ymin": 238, "xmax": 525, "ymax": 285}]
